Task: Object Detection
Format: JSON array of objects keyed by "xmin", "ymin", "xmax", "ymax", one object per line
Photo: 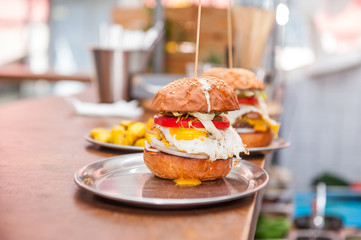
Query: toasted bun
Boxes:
[
  {"xmin": 151, "ymin": 76, "xmax": 239, "ymax": 112},
  {"xmin": 143, "ymin": 149, "xmax": 233, "ymax": 181},
  {"xmin": 239, "ymin": 129, "xmax": 273, "ymax": 148},
  {"xmin": 202, "ymin": 68, "xmax": 265, "ymax": 90}
]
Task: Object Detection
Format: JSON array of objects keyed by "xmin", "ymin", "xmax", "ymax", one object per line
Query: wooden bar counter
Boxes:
[
  {"xmin": 0, "ymin": 63, "xmax": 91, "ymax": 82},
  {"xmin": 0, "ymin": 93, "xmax": 269, "ymax": 240}
]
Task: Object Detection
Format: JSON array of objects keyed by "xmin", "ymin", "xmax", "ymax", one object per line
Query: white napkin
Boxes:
[{"xmin": 67, "ymin": 97, "xmax": 143, "ymax": 118}]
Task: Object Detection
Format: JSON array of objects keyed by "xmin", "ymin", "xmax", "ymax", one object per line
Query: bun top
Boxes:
[
  {"xmin": 202, "ymin": 68, "xmax": 265, "ymax": 90},
  {"xmin": 151, "ymin": 76, "xmax": 239, "ymax": 112}
]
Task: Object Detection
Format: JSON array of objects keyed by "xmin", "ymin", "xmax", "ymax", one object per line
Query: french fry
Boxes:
[
  {"xmin": 128, "ymin": 122, "xmax": 146, "ymax": 138},
  {"xmin": 109, "ymin": 125, "xmax": 128, "ymax": 144},
  {"xmin": 119, "ymin": 120, "xmax": 135, "ymax": 129},
  {"xmin": 125, "ymin": 133, "xmax": 136, "ymax": 146},
  {"xmin": 91, "ymin": 121, "xmax": 150, "ymax": 147},
  {"xmin": 90, "ymin": 128, "xmax": 110, "ymax": 142},
  {"xmin": 134, "ymin": 138, "xmax": 146, "ymax": 147}
]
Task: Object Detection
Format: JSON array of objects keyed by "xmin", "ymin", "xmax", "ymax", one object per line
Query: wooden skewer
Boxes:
[
  {"xmin": 227, "ymin": 0, "xmax": 233, "ymax": 69},
  {"xmin": 194, "ymin": 0, "xmax": 202, "ymax": 78}
]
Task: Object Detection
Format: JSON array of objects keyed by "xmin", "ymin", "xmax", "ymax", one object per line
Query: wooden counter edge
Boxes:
[{"xmin": 247, "ymin": 153, "xmax": 272, "ymax": 240}]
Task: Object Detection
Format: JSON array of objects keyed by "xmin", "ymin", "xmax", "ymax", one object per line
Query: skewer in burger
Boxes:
[
  {"xmin": 144, "ymin": 76, "xmax": 245, "ymax": 182},
  {"xmin": 202, "ymin": 68, "xmax": 280, "ymax": 148}
]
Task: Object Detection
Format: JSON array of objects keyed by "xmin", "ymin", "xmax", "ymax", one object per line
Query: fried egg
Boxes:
[{"xmin": 151, "ymin": 112, "xmax": 245, "ymax": 161}]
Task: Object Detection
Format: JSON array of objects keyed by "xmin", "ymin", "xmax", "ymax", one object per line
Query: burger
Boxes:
[
  {"xmin": 202, "ymin": 68, "xmax": 280, "ymax": 148},
  {"xmin": 143, "ymin": 76, "xmax": 245, "ymax": 182}
]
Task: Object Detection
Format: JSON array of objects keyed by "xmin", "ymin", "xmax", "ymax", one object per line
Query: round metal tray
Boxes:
[{"xmin": 74, "ymin": 153, "xmax": 269, "ymax": 208}]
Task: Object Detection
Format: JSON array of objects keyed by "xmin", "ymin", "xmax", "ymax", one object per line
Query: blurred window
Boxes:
[
  {"xmin": 0, "ymin": 0, "xmax": 49, "ymax": 65},
  {"xmin": 144, "ymin": 0, "xmax": 228, "ymax": 8},
  {"xmin": 314, "ymin": 0, "xmax": 361, "ymax": 53}
]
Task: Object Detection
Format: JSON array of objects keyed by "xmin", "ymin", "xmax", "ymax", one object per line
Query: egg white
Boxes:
[{"xmin": 157, "ymin": 124, "xmax": 244, "ymax": 161}]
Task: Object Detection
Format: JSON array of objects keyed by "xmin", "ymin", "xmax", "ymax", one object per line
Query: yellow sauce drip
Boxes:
[
  {"xmin": 270, "ymin": 124, "xmax": 280, "ymax": 138},
  {"xmin": 174, "ymin": 178, "xmax": 202, "ymax": 186}
]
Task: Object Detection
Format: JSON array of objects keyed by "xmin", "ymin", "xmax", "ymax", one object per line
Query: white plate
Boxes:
[
  {"xmin": 85, "ymin": 134, "xmax": 143, "ymax": 151},
  {"xmin": 74, "ymin": 153, "xmax": 269, "ymax": 209},
  {"xmin": 85, "ymin": 134, "xmax": 290, "ymax": 154}
]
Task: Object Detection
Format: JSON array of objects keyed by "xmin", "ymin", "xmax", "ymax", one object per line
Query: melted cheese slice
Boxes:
[
  {"xmin": 245, "ymin": 118, "xmax": 268, "ymax": 132},
  {"xmin": 226, "ymin": 105, "xmax": 280, "ymax": 138}
]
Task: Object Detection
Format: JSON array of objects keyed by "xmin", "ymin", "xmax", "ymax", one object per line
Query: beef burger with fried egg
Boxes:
[
  {"xmin": 202, "ymin": 68, "xmax": 280, "ymax": 148},
  {"xmin": 144, "ymin": 76, "xmax": 245, "ymax": 181}
]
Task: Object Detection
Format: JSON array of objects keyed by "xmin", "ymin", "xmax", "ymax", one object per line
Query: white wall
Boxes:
[{"xmin": 279, "ymin": 65, "xmax": 361, "ymax": 191}]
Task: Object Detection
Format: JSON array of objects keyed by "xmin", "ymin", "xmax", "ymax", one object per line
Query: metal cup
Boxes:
[{"xmin": 91, "ymin": 48, "xmax": 150, "ymax": 103}]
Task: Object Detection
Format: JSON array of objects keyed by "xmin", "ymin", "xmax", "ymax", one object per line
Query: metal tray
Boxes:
[
  {"xmin": 247, "ymin": 138, "xmax": 291, "ymax": 154},
  {"xmin": 74, "ymin": 153, "xmax": 268, "ymax": 209},
  {"xmin": 85, "ymin": 134, "xmax": 289, "ymax": 154}
]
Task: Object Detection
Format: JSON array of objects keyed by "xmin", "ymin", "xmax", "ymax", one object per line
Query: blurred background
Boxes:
[{"xmin": 2, "ymin": 0, "xmax": 361, "ymax": 238}]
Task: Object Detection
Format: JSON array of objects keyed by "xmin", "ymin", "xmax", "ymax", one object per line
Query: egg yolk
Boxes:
[
  {"xmin": 174, "ymin": 177, "xmax": 202, "ymax": 186},
  {"xmin": 168, "ymin": 127, "xmax": 207, "ymax": 141}
]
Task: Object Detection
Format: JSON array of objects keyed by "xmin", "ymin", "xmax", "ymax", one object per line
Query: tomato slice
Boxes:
[
  {"xmin": 238, "ymin": 97, "xmax": 258, "ymax": 105},
  {"xmin": 153, "ymin": 114, "xmax": 230, "ymax": 129}
]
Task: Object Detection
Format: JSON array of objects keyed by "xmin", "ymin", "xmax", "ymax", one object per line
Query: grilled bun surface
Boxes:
[
  {"xmin": 202, "ymin": 68, "xmax": 265, "ymax": 90},
  {"xmin": 238, "ymin": 129, "xmax": 273, "ymax": 148},
  {"xmin": 151, "ymin": 76, "xmax": 239, "ymax": 112}
]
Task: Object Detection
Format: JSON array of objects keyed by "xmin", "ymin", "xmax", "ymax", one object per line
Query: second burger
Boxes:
[{"xmin": 202, "ymin": 68, "xmax": 280, "ymax": 148}]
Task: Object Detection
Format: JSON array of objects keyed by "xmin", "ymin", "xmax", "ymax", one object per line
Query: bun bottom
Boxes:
[
  {"xmin": 239, "ymin": 129, "xmax": 273, "ymax": 148},
  {"xmin": 143, "ymin": 149, "xmax": 233, "ymax": 181}
]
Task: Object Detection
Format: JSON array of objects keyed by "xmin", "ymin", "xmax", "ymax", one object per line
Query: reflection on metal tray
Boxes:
[
  {"xmin": 74, "ymin": 153, "xmax": 269, "ymax": 208},
  {"xmin": 85, "ymin": 135, "xmax": 290, "ymax": 154},
  {"xmin": 247, "ymin": 138, "xmax": 290, "ymax": 153}
]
